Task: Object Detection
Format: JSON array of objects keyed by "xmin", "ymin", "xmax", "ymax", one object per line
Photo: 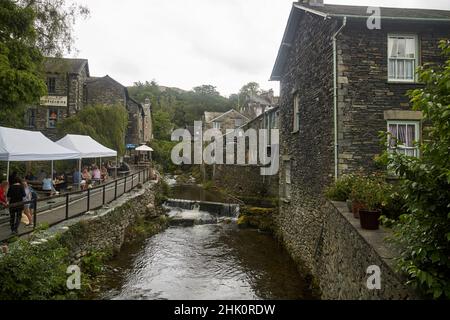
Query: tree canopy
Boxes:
[
  {"xmin": 57, "ymin": 104, "xmax": 128, "ymax": 156},
  {"xmin": 0, "ymin": 0, "xmax": 88, "ymax": 128},
  {"xmin": 0, "ymin": 0, "xmax": 47, "ymax": 127}
]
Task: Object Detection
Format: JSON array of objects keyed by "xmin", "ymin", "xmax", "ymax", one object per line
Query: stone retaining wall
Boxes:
[
  {"xmin": 37, "ymin": 181, "xmax": 161, "ymax": 262},
  {"xmin": 275, "ymin": 196, "xmax": 419, "ymax": 300}
]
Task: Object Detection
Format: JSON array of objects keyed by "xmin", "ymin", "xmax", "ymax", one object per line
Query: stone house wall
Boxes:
[
  {"xmin": 203, "ymin": 110, "xmax": 249, "ymax": 131},
  {"xmin": 337, "ymin": 20, "xmax": 450, "ymax": 175},
  {"xmin": 85, "ymin": 77, "xmax": 127, "ymax": 109}
]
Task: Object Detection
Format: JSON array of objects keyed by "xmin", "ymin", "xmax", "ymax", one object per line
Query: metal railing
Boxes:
[{"xmin": 0, "ymin": 167, "xmax": 151, "ymax": 242}]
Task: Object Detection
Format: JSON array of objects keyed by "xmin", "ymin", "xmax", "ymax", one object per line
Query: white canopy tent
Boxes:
[
  {"xmin": 0, "ymin": 126, "xmax": 80, "ymax": 181},
  {"xmin": 56, "ymin": 134, "xmax": 118, "ymax": 180},
  {"xmin": 135, "ymin": 145, "xmax": 154, "ymax": 152}
]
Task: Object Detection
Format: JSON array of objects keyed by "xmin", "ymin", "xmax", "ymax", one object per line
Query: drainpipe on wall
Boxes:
[{"xmin": 332, "ymin": 16, "xmax": 347, "ymax": 182}]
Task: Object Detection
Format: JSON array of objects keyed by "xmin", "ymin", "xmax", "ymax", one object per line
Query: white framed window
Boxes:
[
  {"xmin": 387, "ymin": 121, "xmax": 420, "ymax": 157},
  {"xmin": 293, "ymin": 94, "xmax": 300, "ymax": 133},
  {"xmin": 213, "ymin": 121, "xmax": 221, "ymax": 130},
  {"xmin": 388, "ymin": 34, "xmax": 419, "ymax": 82},
  {"xmin": 284, "ymin": 160, "xmax": 291, "ymax": 199},
  {"xmin": 234, "ymin": 118, "xmax": 243, "ymax": 128}
]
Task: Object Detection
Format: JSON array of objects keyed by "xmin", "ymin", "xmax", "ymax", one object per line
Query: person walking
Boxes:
[
  {"xmin": 0, "ymin": 181, "xmax": 8, "ymax": 209},
  {"xmin": 22, "ymin": 181, "xmax": 33, "ymax": 227},
  {"xmin": 7, "ymin": 177, "xmax": 25, "ymax": 235}
]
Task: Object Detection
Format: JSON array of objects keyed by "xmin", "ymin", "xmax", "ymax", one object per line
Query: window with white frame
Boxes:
[
  {"xmin": 293, "ymin": 94, "xmax": 300, "ymax": 133},
  {"xmin": 284, "ymin": 160, "xmax": 291, "ymax": 199},
  {"xmin": 387, "ymin": 121, "xmax": 420, "ymax": 157},
  {"xmin": 388, "ymin": 34, "xmax": 419, "ymax": 82},
  {"xmin": 213, "ymin": 121, "xmax": 221, "ymax": 130}
]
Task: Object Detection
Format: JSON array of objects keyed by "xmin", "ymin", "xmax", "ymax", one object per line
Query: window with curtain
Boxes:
[
  {"xmin": 387, "ymin": 121, "xmax": 419, "ymax": 157},
  {"xmin": 388, "ymin": 35, "xmax": 418, "ymax": 82}
]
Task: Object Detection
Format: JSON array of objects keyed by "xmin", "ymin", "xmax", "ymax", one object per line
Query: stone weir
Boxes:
[{"xmin": 164, "ymin": 199, "xmax": 240, "ymax": 227}]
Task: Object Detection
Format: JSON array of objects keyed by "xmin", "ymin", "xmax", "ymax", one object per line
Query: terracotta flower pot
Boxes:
[
  {"xmin": 359, "ymin": 209, "xmax": 381, "ymax": 230},
  {"xmin": 352, "ymin": 201, "xmax": 365, "ymax": 219}
]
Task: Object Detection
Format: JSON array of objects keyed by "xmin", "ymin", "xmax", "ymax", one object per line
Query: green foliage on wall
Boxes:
[
  {"xmin": 386, "ymin": 40, "xmax": 450, "ymax": 299},
  {"xmin": 57, "ymin": 104, "xmax": 128, "ymax": 156}
]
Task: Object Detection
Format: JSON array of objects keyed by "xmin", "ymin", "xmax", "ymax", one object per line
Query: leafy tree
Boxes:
[
  {"xmin": 193, "ymin": 84, "xmax": 220, "ymax": 96},
  {"xmin": 18, "ymin": 0, "xmax": 89, "ymax": 55},
  {"xmin": 0, "ymin": 0, "xmax": 47, "ymax": 127},
  {"xmin": 387, "ymin": 40, "xmax": 450, "ymax": 299},
  {"xmin": 153, "ymin": 110, "xmax": 173, "ymax": 140},
  {"xmin": 0, "ymin": 0, "xmax": 89, "ymax": 128},
  {"xmin": 57, "ymin": 104, "xmax": 128, "ymax": 156}
]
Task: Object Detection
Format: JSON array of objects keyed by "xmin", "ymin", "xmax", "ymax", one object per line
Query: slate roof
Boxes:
[
  {"xmin": 44, "ymin": 57, "xmax": 89, "ymax": 75},
  {"xmin": 296, "ymin": 3, "xmax": 450, "ymax": 21},
  {"xmin": 204, "ymin": 109, "xmax": 249, "ymax": 123},
  {"xmin": 270, "ymin": 3, "xmax": 450, "ymax": 80}
]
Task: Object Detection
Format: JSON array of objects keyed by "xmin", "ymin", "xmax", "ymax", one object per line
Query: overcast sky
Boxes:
[{"xmin": 72, "ymin": 0, "xmax": 450, "ymax": 97}]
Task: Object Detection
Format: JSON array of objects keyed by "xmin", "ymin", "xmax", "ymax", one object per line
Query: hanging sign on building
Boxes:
[{"xmin": 40, "ymin": 96, "xmax": 68, "ymax": 107}]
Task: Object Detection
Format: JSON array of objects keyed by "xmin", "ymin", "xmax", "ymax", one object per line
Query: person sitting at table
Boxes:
[
  {"xmin": 100, "ymin": 165, "xmax": 108, "ymax": 182},
  {"xmin": 73, "ymin": 168, "xmax": 82, "ymax": 185},
  {"xmin": 91, "ymin": 166, "xmax": 101, "ymax": 184},
  {"xmin": 42, "ymin": 174, "xmax": 56, "ymax": 196},
  {"xmin": 37, "ymin": 170, "xmax": 46, "ymax": 182},
  {"xmin": 25, "ymin": 172, "xmax": 36, "ymax": 181},
  {"xmin": 82, "ymin": 167, "xmax": 91, "ymax": 183}
]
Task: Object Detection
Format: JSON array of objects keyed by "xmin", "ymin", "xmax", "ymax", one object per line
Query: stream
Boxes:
[{"xmin": 96, "ymin": 183, "xmax": 316, "ymax": 300}]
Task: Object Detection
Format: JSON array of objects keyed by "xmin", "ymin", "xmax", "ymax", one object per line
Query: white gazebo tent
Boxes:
[
  {"xmin": 56, "ymin": 134, "xmax": 118, "ymax": 180},
  {"xmin": 0, "ymin": 127, "xmax": 81, "ymax": 181},
  {"xmin": 135, "ymin": 145, "xmax": 153, "ymax": 163}
]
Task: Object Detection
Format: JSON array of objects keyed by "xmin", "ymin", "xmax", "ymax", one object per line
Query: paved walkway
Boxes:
[{"xmin": 0, "ymin": 173, "xmax": 143, "ymax": 242}]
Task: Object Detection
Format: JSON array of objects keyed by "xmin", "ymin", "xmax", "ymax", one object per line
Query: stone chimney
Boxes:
[{"xmin": 301, "ymin": 0, "xmax": 324, "ymax": 6}]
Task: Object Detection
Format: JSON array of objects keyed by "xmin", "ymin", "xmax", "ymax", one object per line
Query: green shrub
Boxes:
[
  {"xmin": 349, "ymin": 175, "xmax": 390, "ymax": 211},
  {"xmin": 0, "ymin": 239, "xmax": 70, "ymax": 300},
  {"xmin": 325, "ymin": 174, "xmax": 357, "ymax": 201}
]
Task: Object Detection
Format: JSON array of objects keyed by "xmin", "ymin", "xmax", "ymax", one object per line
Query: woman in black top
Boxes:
[{"xmin": 7, "ymin": 177, "xmax": 26, "ymax": 235}]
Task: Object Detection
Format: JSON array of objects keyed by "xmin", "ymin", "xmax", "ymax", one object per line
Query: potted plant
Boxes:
[
  {"xmin": 358, "ymin": 179, "xmax": 386, "ymax": 230},
  {"xmin": 325, "ymin": 174, "xmax": 356, "ymax": 212},
  {"xmin": 349, "ymin": 176, "xmax": 368, "ymax": 219}
]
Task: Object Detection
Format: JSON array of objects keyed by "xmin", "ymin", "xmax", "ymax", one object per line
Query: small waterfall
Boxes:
[{"xmin": 163, "ymin": 199, "xmax": 240, "ymax": 226}]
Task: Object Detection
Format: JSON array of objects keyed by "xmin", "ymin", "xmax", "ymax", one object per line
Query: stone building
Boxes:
[
  {"xmin": 271, "ymin": 1, "xmax": 450, "ymax": 196},
  {"xmin": 202, "ymin": 109, "xmax": 249, "ymax": 132},
  {"xmin": 240, "ymin": 90, "xmax": 279, "ymax": 119},
  {"xmin": 26, "ymin": 58, "xmax": 152, "ymax": 146},
  {"xmin": 213, "ymin": 106, "xmax": 280, "ymax": 200},
  {"xmin": 268, "ymin": 0, "xmax": 450, "ymax": 298}
]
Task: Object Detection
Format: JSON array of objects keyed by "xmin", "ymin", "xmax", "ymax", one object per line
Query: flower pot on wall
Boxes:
[
  {"xmin": 352, "ymin": 201, "xmax": 365, "ymax": 219},
  {"xmin": 359, "ymin": 209, "xmax": 381, "ymax": 230}
]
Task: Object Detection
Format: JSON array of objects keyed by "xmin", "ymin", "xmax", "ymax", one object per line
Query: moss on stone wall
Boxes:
[{"xmin": 237, "ymin": 206, "xmax": 277, "ymax": 233}]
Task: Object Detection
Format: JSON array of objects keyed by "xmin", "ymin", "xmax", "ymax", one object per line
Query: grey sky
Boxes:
[{"xmin": 73, "ymin": 0, "xmax": 450, "ymax": 97}]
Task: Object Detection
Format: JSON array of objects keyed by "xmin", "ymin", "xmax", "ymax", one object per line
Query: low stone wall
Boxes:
[
  {"xmin": 275, "ymin": 196, "xmax": 419, "ymax": 300},
  {"xmin": 213, "ymin": 164, "xmax": 279, "ymax": 201},
  {"xmin": 36, "ymin": 181, "xmax": 162, "ymax": 262}
]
